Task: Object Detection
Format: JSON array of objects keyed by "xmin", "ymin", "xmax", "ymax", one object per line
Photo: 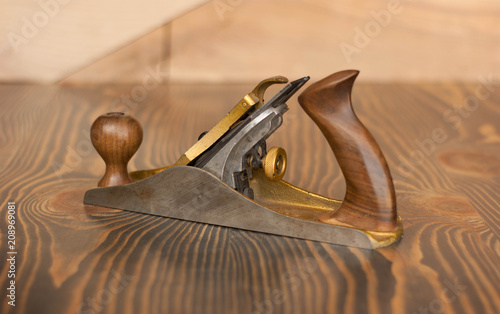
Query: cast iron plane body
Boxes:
[{"xmin": 84, "ymin": 70, "xmax": 403, "ymax": 249}]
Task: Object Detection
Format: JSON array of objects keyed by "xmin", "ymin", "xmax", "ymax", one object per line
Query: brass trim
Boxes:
[{"xmin": 250, "ymin": 168, "xmax": 403, "ymax": 247}]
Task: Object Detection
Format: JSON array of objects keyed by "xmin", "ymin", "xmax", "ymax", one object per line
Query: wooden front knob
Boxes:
[{"xmin": 90, "ymin": 112, "xmax": 143, "ymax": 187}]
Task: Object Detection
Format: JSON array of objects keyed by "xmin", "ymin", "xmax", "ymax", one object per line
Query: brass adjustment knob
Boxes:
[
  {"xmin": 262, "ymin": 147, "xmax": 287, "ymax": 181},
  {"xmin": 90, "ymin": 112, "xmax": 143, "ymax": 187}
]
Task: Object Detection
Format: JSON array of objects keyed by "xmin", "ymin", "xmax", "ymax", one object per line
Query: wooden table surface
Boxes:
[{"xmin": 0, "ymin": 82, "xmax": 499, "ymax": 314}]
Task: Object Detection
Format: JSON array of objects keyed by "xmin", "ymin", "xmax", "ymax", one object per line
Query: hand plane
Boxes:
[{"xmin": 84, "ymin": 70, "xmax": 403, "ymax": 249}]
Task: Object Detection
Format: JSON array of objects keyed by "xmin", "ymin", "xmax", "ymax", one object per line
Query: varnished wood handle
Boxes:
[
  {"xmin": 298, "ymin": 70, "xmax": 397, "ymax": 232},
  {"xmin": 90, "ymin": 112, "xmax": 143, "ymax": 187}
]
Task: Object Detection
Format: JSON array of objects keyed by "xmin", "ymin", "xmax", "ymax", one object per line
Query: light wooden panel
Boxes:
[
  {"xmin": 60, "ymin": 25, "xmax": 171, "ymax": 85},
  {"xmin": 2, "ymin": 0, "xmax": 499, "ymax": 83},
  {"xmin": 0, "ymin": 0, "xmax": 209, "ymax": 83},
  {"xmin": 169, "ymin": 0, "xmax": 500, "ymax": 82}
]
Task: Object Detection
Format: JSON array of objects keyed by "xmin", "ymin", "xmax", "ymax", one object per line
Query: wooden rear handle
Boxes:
[{"xmin": 298, "ymin": 70, "xmax": 397, "ymax": 232}]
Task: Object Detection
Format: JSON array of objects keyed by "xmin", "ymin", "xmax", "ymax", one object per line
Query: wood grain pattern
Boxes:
[{"xmin": 0, "ymin": 82, "xmax": 499, "ymax": 314}]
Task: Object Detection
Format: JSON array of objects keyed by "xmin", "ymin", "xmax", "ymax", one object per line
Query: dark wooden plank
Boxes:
[{"xmin": 0, "ymin": 82, "xmax": 499, "ymax": 314}]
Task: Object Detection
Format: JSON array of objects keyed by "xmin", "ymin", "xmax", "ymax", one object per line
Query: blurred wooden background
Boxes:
[{"xmin": 1, "ymin": 0, "xmax": 499, "ymax": 84}]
